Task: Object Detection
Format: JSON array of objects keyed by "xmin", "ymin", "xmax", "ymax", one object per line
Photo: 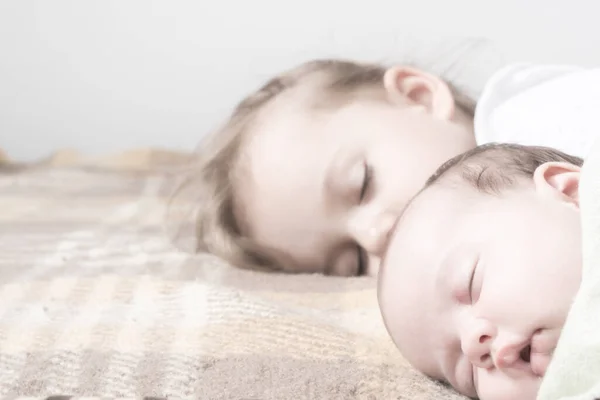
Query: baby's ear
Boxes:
[
  {"xmin": 383, "ymin": 66, "xmax": 455, "ymax": 120},
  {"xmin": 534, "ymin": 162, "xmax": 581, "ymax": 206}
]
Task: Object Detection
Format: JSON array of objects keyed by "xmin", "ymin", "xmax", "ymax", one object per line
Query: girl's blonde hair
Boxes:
[{"xmin": 168, "ymin": 59, "xmax": 476, "ymax": 272}]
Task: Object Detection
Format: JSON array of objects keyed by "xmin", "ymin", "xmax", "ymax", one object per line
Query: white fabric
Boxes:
[
  {"xmin": 475, "ymin": 63, "xmax": 600, "ymax": 158},
  {"xmin": 537, "ymin": 138, "xmax": 600, "ymax": 399}
]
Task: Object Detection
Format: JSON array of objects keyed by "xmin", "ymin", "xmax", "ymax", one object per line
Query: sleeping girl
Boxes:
[
  {"xmin": 172, "ymin": 59, "xmax": 596, "ymax": 276},
  {"xmin": 377, "ymin": 143, "xmax": 585, "ymax": 399}
]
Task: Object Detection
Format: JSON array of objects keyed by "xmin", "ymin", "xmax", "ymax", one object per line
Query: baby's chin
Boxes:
[{"xmin": 475, "ymin": 370, "xmax": 542, "ymax": 400}]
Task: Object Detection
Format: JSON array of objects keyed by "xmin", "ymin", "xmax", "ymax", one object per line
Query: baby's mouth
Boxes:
[{"xmin": 519, "ymin": 345, "xmax": 532, "ymax": 363}]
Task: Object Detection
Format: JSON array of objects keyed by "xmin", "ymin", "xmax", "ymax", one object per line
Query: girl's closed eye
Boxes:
[
  {"xmin": 357, "ymin": 246, "xmax": 368, "ymax": 276},
  {"xmin": 356, "ymin": 160, "xmax": 372, "ymax": 275},
  {"xmin": 359, "ymin": 160, "xmax": 372, "ymax": 202}
]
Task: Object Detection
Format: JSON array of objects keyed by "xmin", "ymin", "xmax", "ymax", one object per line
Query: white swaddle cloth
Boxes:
[
  {"xmin": 537, "ymin": 137, "xmax": 600, "ymax": 400},
  {"xmin": 475, "ymin": 63, "xmax": 600, "ymax": 159}
]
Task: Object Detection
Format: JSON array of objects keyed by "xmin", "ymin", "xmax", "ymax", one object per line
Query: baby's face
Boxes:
[{"xmin": 379, "ymin": 168, "xmax": 582, "ymax": 399}]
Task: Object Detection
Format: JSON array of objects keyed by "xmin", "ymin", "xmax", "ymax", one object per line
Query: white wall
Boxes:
[{"xmin": 2, "ymin": 0, "xmax": 600, "ymax": 161}]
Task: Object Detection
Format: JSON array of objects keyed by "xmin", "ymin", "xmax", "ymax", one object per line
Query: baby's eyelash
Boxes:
[
  {"xmin": 468, "ymin": 265, "xmax": 476, "ymax": 301},
  {"xmin": 468, "ymin": 258, "xmax": 480, "ymax": 303}
]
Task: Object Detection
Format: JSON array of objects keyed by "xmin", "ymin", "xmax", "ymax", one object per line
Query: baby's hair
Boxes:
[
  {"xmin": 170, "ymin": 59, "xmax": 476, "ymax": 272},
  {"xmin": 425, "ymin": 143, "xmax": 583, "ymax": 194},
  {"xmin": 379, "ymin": 143, "xmax": 582, "ymax": 300}
]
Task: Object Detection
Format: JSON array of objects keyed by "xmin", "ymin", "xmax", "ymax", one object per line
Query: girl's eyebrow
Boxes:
[{"xmin": 323, "ymin": 153, "xmax": 345, "ymax": 205}]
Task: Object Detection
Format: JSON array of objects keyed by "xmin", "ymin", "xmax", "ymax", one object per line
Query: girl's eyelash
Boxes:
[
  {"xmin": 356, "ymin": 161, "xmax": 372, "ymax": 276},
  {"xmin": 357, "ymin": 246, "xmax": 367, "ymax": 276},
  {"xmin": 360, "ymin": 162, "xmax": 372, "ymax": 201}
]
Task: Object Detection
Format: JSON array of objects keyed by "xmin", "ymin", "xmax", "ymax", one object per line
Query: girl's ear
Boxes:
[
  {"xmin": 383, "ymin": 66, "xmax": 455, "ymax": 120},
  {"xmin": 533, "ymin": 162, "xmax": 581, "ymax": 207}
]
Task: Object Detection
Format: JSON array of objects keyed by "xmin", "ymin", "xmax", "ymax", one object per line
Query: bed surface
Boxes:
[{"xmin": 0, "ymin": 149, "xmax": 464, "ymax": 399}]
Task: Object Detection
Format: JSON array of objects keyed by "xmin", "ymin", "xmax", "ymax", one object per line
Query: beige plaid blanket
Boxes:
[{"xmin": 0, "ymin": 149, "xmax": 465, "ymax": 399}]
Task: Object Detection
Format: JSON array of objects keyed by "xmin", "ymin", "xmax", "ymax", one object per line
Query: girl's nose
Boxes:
[{"xmin": 349, "ymin": 210, "xmax": 397, "ymax": 257}]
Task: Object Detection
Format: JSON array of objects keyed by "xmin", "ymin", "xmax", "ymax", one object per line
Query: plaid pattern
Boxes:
[{"xmin": 0, "ymin": 149, "xmax": 465, "ymax": 399}]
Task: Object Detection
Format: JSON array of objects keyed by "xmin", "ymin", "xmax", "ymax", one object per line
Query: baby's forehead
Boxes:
[
  {"xmin": 380, "ymin": 188, "xmax": 435, "ymax": 276},
  {"xmin": 395, "ymin": 177, "xmax": 468, "ymax": 219},
  {"xmin": 380, "ymin": 179, "xmax": 473, "ymax": 269},
  {"xmin": 378, "ymin": 218, "xmax": 443, "ymax": 379},
  {"xmin": 379, "ymin": 181, "xmax": 476, "ymax": 381}
]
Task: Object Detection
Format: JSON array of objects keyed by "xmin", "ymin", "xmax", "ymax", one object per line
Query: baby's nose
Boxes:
[
  {"xmin": 462, "ymin": 334, "xmax": 495, "ymax": 369},
  {"xmin": 461, "ymin": 319, "xmax": 496, "ymax": 369}
]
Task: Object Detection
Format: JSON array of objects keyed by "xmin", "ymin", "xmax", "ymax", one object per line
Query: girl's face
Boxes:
[{"xmin": 236, "ymin": 67, "xmax": 476, "ymax": 276}]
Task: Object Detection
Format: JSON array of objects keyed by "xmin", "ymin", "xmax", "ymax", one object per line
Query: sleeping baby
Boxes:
[{"xmin": 377, "ymin": 143, "xmax": 584, "ymax": 400}]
